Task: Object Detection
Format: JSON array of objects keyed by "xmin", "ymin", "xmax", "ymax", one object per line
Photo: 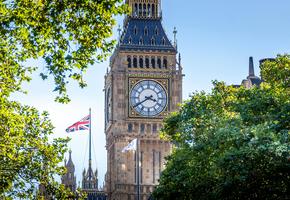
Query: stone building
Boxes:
[
  {"xmin": 82, "ymin": 160, "xmax": 106, "ymax": 200},
  {"xmin": 241, "ymin": 57, "xmax": 262, "ymax": 88},
  {"xmin": 61, "ymin": 150, "xmax": 77, "ymax": 192},
  {"xmin": 104, "ymin": 0, "xmax": 183, "ymax": 199},
  {"xmin": 60, "ymin": 150, "xmax": 107, "ymax": 200}
]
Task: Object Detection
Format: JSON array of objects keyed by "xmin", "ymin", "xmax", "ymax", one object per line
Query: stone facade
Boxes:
[
  {"xmin": 104, "ymin": 0, "xmax": 183, "ymax": 199},
  {"xmin": 61, "ymin": 150, "xmax": 77, "ymax": 192}
]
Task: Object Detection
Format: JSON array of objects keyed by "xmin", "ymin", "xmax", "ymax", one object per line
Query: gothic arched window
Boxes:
[
  {"xmin": 151, "ymin": 38, "xmax": 155, "ymax": 45},
  {"xmin": 139, "ymin": 37, "xmax": 143, "ymax": 45},
  {"xmin": 128, "ymin": 37, "xmax": 132, "ymax": 44},
  {"xmin": 128, "ymin": 123, "xmax": 133, "ymax": 133},
  {"xmin": 152, "ymin": 124, "xmax": 157, "ymax": 133},
  {"xmin": 143, "ymin": 4, "xmax": 146, "ymax": 16},
  {"xmin": 151, "ymin": 58, "xmax": 156, "ymax": 69},
  {"xmin": 134, "ymin": 3, "xmax": 138, "ymax": 16},
  {"xmin": 127, "ymin": 56, "xmax": 132, "ymax": 68},
  {"xmin": 144, "ymin": 27, "xmax": 148, "ymax": 36},
  {"xmin": 139, "ymin": 57, "xmax": 144, "ymax": 68},
  {"xmin": 152, "ymin": 4, "xmax": 155, "ymax": 17},
  {"xmin": 155, "ymin": 27, "xmax": 158, "ymax": 35},
  {"xmin": 162, "ymin": 37, "xmax": 166, "ymax": 45},
  {"xmin": 147, "ymin": 4, "xmax": 151, "ymax": 17},
  {"xmin": 140, "ymin": 124, "xmax": 145, "ymax": 133},
  {"xmin": 133, "ymin": 57, "xmax": 137, "ymax": 68},
  {"xmin": 157, "ymin": 58, "xmax": 162, "ymax": 69},
  {"xmin": 139, "ymin": 4, "xmax": 142, "ymax": 16},
  {"xmin": 163, "ymin": 58, "xmax": 168, "ymax": 69},
  {"xmin": 134, "ymin": 26, "xmax": 137, "ymax": 35},
  {"xmin": 145, "ymin": 57, "xmax": 150, "ymax": 68}
]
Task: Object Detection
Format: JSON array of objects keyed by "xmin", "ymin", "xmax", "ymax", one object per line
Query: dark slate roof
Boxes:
[
  {"xmin": 119, "ymin": 17, "xmax": 176, "ymax": 52},
  {"xmin": 249, "ymin": 77, "xmax": 262, "ymax": 86}
]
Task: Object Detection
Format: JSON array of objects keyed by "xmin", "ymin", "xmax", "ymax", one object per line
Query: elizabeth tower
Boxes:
[{"xmin": 104, "ymin": 0, "xmax": 183, "ymax": 199}]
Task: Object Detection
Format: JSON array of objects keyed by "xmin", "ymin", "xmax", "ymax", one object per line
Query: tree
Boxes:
[
  {"xmin": 153, "ymin": 55, "xmax": 290, "ymax": 200},
  {"xmin": 1, "ymin": 0, "xmax": 127, "ymax": 102},
  {"xmin": 0, "ymin": 0, "xmax": 127, "ymax": 198}
]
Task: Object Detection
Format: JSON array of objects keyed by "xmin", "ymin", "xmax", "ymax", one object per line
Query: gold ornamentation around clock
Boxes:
[{"xmin": 129, "ymin": 79, "xmax": 168, "ymax": 117}]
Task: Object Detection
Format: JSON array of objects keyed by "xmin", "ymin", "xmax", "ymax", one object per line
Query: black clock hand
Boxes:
[
  {"xmin": 133, "ymin": 96, "xmax": 152, "ymax": 108},
  {"xmin": 148, "ymin": 96, "xmax": 157, "ymax": 102}
]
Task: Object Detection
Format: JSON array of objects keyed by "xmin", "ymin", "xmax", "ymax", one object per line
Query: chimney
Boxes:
[{"xmin": 248, "ymin": 56, "xmax": 255, "ymax": 77}]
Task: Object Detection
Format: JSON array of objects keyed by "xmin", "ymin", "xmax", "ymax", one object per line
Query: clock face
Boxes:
[{"xmin": 130, "ymin": 80, "xmax": 167, "ymax": 117}]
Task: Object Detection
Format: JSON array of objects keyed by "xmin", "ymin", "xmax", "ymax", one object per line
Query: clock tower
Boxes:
[{"xmin": 104, "ymin": 0, "xmax": 183, "ymax": 199}]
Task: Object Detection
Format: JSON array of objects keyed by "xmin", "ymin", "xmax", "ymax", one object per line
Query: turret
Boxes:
[
  {"xmin": 126, "ymin": 0, "xmax": 161, "ymax": 18},
  {"xmin": 61, "ymin": 150, "xmax": 76, "ymax": 192}
]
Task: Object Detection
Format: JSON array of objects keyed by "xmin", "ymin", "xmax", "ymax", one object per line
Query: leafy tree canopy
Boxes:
[
  {"xmin": 153, "ymin": 55, "xmax": 290, "ymax": 200},
  {"xmin": 0, "ymin": 0, "xmax": 127, "ymax": 198},
  {"xmin": 1, "ymin": 0, "xmax": 127, "ymax": 102}
]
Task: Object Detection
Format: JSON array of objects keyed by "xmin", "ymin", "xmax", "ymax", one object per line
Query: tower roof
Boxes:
[
  {"xmin": 66, "ymin": 150, "xmax": 75, "ymax": 168},
  {"xmin": 119, "ymin": 18, "xmax": 176, "ymax": 53}
]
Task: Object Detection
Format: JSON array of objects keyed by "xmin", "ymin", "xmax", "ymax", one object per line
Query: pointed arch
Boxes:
[
  {"xmin": 163, "ymin": 57, "xmax": 168, "ymax": 69},
  {"xmin": 151, "ymin": 57, "xmax": 156, "ymax": 69},
  {"xmin": 139, "ymin": 56, "xmax": 144, "ymax": 68},
  {"xmin": 127, "ymin": 56, "xmax": 132, "ymax": 68},
  {"xmin": 152, "ymin": 4, "xmax": 155, "ymax": 17},
  {"xmin": 143, "ymin": 4, "xmax": 146, "ymax": 16},
  {"xmin": 133, "ymin": 57, "xmax": 138, "ymax": 68},
  {"xmin": 145, "ymin": 57, "xmax": 150, "ymax": 68},
  {"xmin": 157, "ymin": 57, "xmax": 162, "ymax": 69},
  {"xmin": 151, "ymin": 37, "xmax": 155, "ymax": 45}
]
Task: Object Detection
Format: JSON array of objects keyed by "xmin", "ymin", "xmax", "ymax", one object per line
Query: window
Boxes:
[
  {"xmin": 163, "ymin": 58, "xmax": 167, "ymax": 69},
  {"xmin": 133, "ymin": 57, "xmax": 137, "ymax": 68},
  {"xmin": 145, "ymin": 57, "xmax": 150, "ymax": 68},
  {"xmin": 134, "ymin": 4, "xmax": 138, "ymax": 16},
  {"xmin": 140, "ymin": 124, "xmax": 145, "ymax": 133},
  {"xmin": 139, "ymin": 4, "xmax": 142, "ymax": 16},
  {"xmin": 144, "ymin": 27, "xmax": 148, "ymax": 36},
  {"xmin": 128, "ymin": 123, "xmax": 133, "ymax": 133},
  {"xmin": 152, "ymin": 124, "xmax": 157, "ymax": 133},
  {"xmin": 151, "ymin": 58, "xmax": 155, "ymax": 68},
  {"xmin": 155, "ymin": 27, "xmax": 158, "ymax": 35},
  {"xmin": 151, "ymin": 38, "xmax": 155, "ymax": 45},
  {"xmin": 139, "ymin": 57, "xmax": 144, "ymax": 68},
  {"xmin": 127, "ymin": 57, "xmax": 132, "ymax": 68},
  {"xmin": 128, "ymin": 37, "xmax": 132, "ymax": 44},
  {"xmin": 147, "ymin": 4, "xmax": 151, "ymax": 16},
  {"xmin": 134, "ymin": 26, "xmax": 137, "ymax": 35},
  {"xmin": 139, "ymin": 37, "xmax": 143, "ymax": 45},
  {"xmin": 152, "ymin": 4, "xmax": 155, "ymax": 17},
  {"xmin": 157, "ymin": 58, "xmax": 161, "ymax": 69},
  {"xmin": 143, "ymin": 4, "xmax": 146, "ymax": 16},
  {"xmin": 162, "ymin": 37, "xmax": 166, "ymax": 45}
]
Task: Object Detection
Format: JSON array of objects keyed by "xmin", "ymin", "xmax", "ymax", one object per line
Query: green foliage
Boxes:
[
  {"xmin": 0, "ymin": 0, "xmax": 127, "ymax": 198},
  {"xmin": 0, "ymin": 97, "xmax": 74, "ymax": 199},
  {"xmin": 0, "ymin": 0, "xmax": 127, "ymax": 102},
  {"xmin": 153, "ymin": 55, "xmax": 290, "ymax": 200}
]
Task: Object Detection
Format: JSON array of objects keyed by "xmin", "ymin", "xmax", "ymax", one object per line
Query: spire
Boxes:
[
  {"xmin": 248, "ymin": 56, "xmax": 255, "ymax": 77},
  {"xmin": 173, "ymin": 27, "xmax": 177, "ymax": 49},
  {"xmin": 66, "ymin": 149, "xmax": 74, "ymax": 167}
]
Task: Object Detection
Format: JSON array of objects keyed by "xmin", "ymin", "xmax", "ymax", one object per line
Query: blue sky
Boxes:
[{"xmin": 15, "ymin": 0, "xmax": 290, "ymax": 187}]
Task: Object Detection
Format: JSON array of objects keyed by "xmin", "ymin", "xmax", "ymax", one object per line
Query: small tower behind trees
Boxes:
[{"xmin": 61, "ymin": 150, "xmax": 77, "ymax": 192}]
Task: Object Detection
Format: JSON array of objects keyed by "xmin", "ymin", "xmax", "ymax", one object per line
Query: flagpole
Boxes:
[
  {"xmin": 89, "ymin": 108, "xmax": 92, "ymax": 181},
  {"xmin": 136, "ymin": 136, "xmax": 140, "ymax": 200}
]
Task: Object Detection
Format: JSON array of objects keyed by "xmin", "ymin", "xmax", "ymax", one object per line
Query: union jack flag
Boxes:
[{"xmin": 65, "ymin": 115, "xmax": 90, "ymax": 133}]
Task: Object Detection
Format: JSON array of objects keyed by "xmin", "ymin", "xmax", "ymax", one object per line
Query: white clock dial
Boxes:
[{"xmin": 130, "ymin": 80, "xmax": 167, "ymax": 117}]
